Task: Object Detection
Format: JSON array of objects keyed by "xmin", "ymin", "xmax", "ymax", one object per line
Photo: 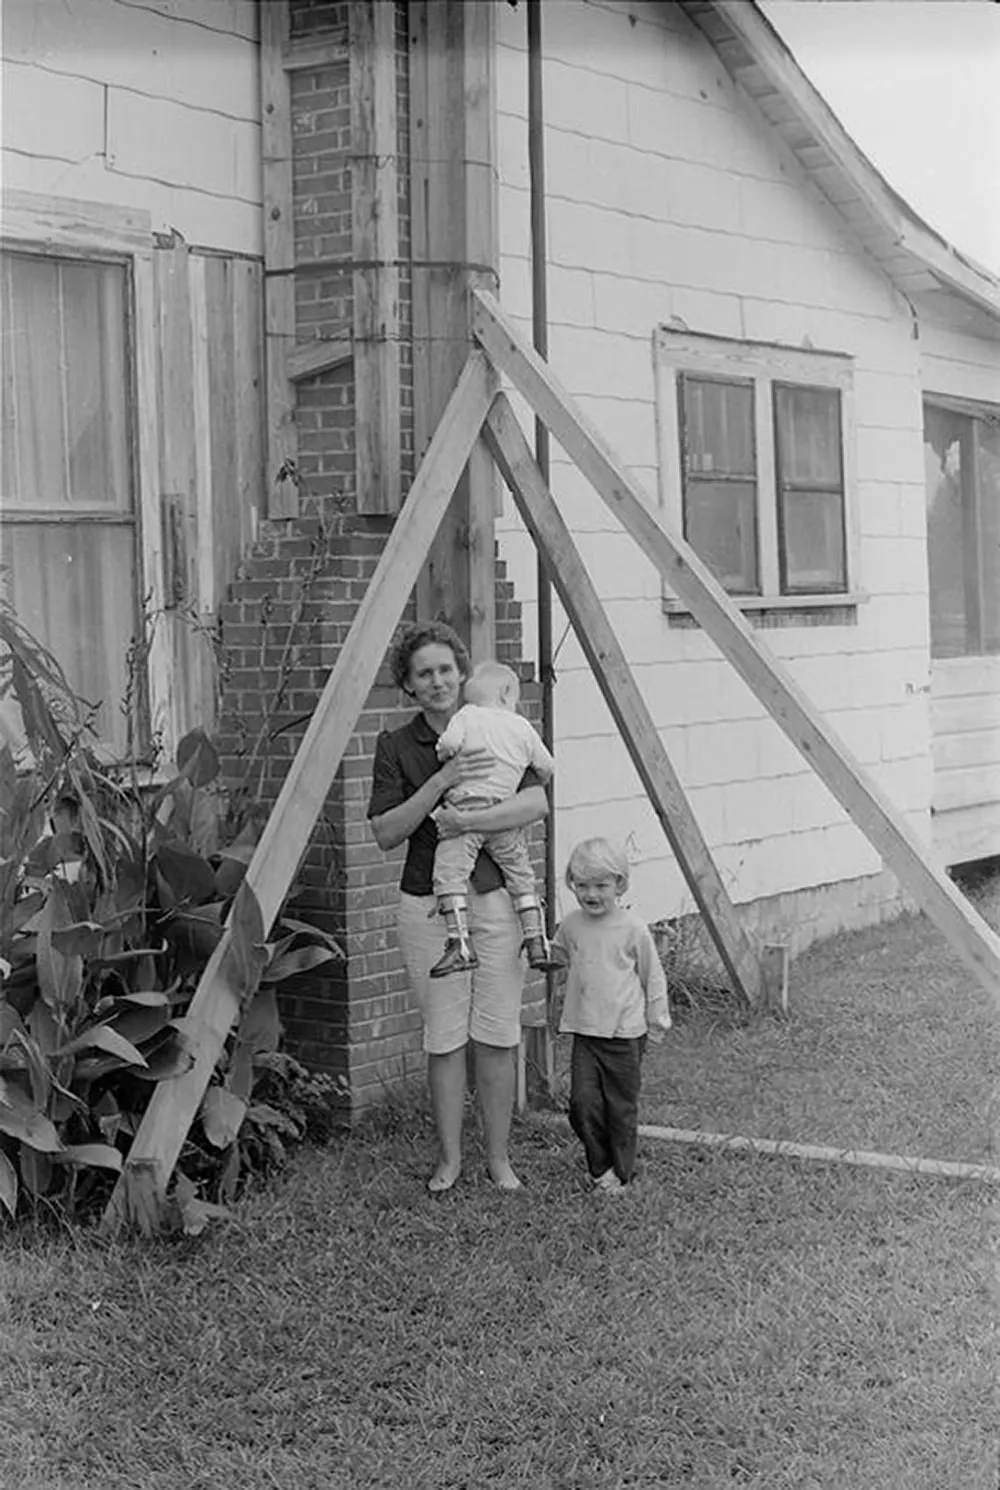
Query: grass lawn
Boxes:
[{"xmin": 2, "ymin": 901, "xmax": 998, "ymax": 1490}]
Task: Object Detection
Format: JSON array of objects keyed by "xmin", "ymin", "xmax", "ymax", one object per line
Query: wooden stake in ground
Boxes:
[
  {"xmin": 102, "ymin": 352, "xmax": 496, "ymax": 1233},
  {"xmin": 483, "ymin": 396, "xmax": 763, "ymax": 1008},
  {"xmin": 471, "ymin": 289, "xmax": 1000, "ymax": 1010}
]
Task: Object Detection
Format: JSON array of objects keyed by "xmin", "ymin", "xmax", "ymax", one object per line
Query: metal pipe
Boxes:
[{"xmin": 527, "ymin": 0, "xmax": 556, "ymax": 941}]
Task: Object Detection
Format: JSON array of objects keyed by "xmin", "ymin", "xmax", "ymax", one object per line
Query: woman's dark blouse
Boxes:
[{"xmin": 367, "ymin": 712, "xmax": 541, "ymax": 897}]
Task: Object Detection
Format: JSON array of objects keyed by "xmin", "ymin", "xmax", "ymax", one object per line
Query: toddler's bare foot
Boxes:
[
  {"xmin": 427, "ymin": 1161, "xmax": 461, "ymax": 1193},
  {"xmin": 488, "ymin": 1160, "xmax": 523, "ymax": 1192}
]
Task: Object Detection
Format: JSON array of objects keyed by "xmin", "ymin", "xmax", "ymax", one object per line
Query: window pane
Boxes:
[
  {"xmin": 924, "ymin": 404, "xmax": 968, "ymax": 657},
  {"xmin": 3, "ymin": 255, "xmax": 65, "ymax": 509},
  {"xmin": 1, "ymin": 522, "xmax": 138, "ymax": 755},
  {"xmin": 684, "ymin": 479, "xmax": 759, "ymax": 592},
  {"xmin": 774, "ymin": 384, "xmax": 842, "ymax": 487},
  {"xmin": 1, "ymin": 253, "xmax": 129, "ymax": 511},
  {"xmin": 779, "ymin": 489, "xmax": 846, "ymax": 592},
  {"xmin": 61, "ymin": 260, "xmax": 130, "ymax": 509},
  {"xmin": 682, "ymin": 377, "xmax": 755, "ymax": 477}
]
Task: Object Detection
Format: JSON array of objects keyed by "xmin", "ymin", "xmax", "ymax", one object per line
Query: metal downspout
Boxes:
[{"xmin": 527, "ymin": 0, "xmax": 557, "ymax": 954}]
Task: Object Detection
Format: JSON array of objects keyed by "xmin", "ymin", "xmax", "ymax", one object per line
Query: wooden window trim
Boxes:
[
  {"xmin": 1, "ymin": 193, "xmax": 166, "ymax": 756},
  {"xmin": 654, "ymin": 327, "xmax": 860, "ymax": 617},
  {"xmin": 924, "ymin": 394, "xmax": 1000, "ymax": 659}
]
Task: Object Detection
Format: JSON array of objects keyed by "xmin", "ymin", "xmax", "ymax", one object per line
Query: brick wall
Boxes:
[
  {"xmin": 212, "ymin": 1, "xmax": 542, "ymax": 1115},
  {"xmin": 216, "ymin": 517, "xmax": 544, "ymax": 1116},
  {"xmin": 289, "ymin": 0, "xmax": 414, "ymax": 509}
]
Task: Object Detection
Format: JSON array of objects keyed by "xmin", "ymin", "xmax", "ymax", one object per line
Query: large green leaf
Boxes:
[
  {"xmin": 155, "ymin": 841, "xmax": 219, "ymax": 906},
  {"xmin": 229, "ymin": 882, "xmax": 267, "ymax": 1010},
  {"xmin": 109, "ymin": 1000, "xmax": 170, "ymax": 1049},
  {"xmin": 56, "ymin": 1143, "xmax": 123, "ymax": 1173},
  {"xmin": 0, "ymin": 1004, "xmax": 25, "ymax": 1045},
  {"xmin": 163, "ymin": 903, "xmax": 225, "ymax": 969},
  {"xmin": 56, "ymin": 1024, "xmax": 148, "ymax": 1068},
  {"xmin": 176, "ymin": 729, "xmax": 220, "ymax": 788},
  {"xmin": 200, "ymin": 1087, "xmax": 247, "ymax": 1149},
  {"xmin": 9, "ymin": 1029, "xmax": 50, "ymax": 1109},
  {"xmin": 0, "ymin": 1092, "xmax": 63, "ymax": 1152},
  {"xmin": 129, "ymin": 1023, "xmax": 196, "ymax": 1082},
  {"xmin": 36, "ymin": 884, "xmax": 83, "ymax": 1017},
  {"xmin": 19, "ymin": 1144, "xmax": 53, "ymax": 1195},
  {"xmin": 277, "ymin": 917, "xmax": 346, "ymax": 958},
  {"xmin": 229, "ymin": 989, "xmax": 280, "ymax": 1102},
  {"xmin": 0, "ymin": 1148, "xmax": 17, "ymax": 1217},
  {"xmin": 262, "ymin": 944, "xmax": 338, "ymax": 984}
]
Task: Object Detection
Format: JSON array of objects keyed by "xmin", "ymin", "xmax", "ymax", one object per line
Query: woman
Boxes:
[{"xmin": 368, "ymin": 621, "xmax": 549, "ymax": 1193}]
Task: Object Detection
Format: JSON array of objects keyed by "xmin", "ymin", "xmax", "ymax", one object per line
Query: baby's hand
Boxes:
[{"xmin": 436, "ymin": 739, "xmax": 457, "ymax": 762}]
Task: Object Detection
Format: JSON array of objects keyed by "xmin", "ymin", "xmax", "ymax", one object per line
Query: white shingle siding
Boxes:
[
  {"xmin": 2, "ymin": 0, "xmax": 261, "ymax": 255},
  {"xmin": 496, "ymin": 0, "xmax": 949, "ymax": 918}
]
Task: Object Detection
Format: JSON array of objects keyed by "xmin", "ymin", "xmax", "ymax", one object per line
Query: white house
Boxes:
[{"xmin": 3, "ymin": 0, "xmax": 998, "ymax": 1096}]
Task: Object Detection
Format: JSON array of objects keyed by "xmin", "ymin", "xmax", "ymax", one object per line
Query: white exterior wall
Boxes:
[
  {"xmin": 495, "ymin": 0, "xmax": 933, "ymax": 929},
  {"xmin": 1, "ymin": 0, "xmax": 261, "ymax": 254},
  {"xmin": 920, "ymin": 320, "xmax": 1000, "ymax": 867}
]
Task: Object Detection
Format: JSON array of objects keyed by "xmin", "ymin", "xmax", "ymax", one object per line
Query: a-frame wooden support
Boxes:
[
  {"xmin": 470, "ymin": 288, "xmax": 1000, "ymax": 1006},
  {"xmin": 104, "ymin": 290, "xmax": 1000, "ymax": 1231},
  {"xmin": 483, "ymin": 397, "xmax": 763, "ymax": 1006},
  {"xmin": 102, "ymin": 353, "xmax": 495, "ymax": 1233}
]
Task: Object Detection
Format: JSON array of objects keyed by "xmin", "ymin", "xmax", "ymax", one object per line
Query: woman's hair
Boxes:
[
  {"xmin": 387, "ymin": 621, "xmax": 471, "ymax": 693},
  {"xmin": 565, "ymin": 837, "xmax": 630, "ymax": 890}
]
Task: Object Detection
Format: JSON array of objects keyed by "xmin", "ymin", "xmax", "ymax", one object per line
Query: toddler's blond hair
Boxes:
[{"xmin": 565, "ymin": 837, "xmax": 630, "ymax": 890}]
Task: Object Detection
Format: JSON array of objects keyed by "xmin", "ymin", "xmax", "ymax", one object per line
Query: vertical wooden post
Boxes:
[
  {"xmin": 760, "ymin": 944, "xmax": 790, "ymax": 1017},
  {"xmin": 409, "ymin": 0, "xmax": 497, "ymax": 658},
  {"xmin": 260, "ymin": 0, "xmax": 298, "ymax": 518},
  {"xmin": 351, "ymin": 0, "xmax": 401, "ymax": 514}
]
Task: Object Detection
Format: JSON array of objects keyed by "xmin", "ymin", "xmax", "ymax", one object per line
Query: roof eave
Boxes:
[{"xmin": 679, "ymin": 0, "xmax": 1000, "ymax": 322}]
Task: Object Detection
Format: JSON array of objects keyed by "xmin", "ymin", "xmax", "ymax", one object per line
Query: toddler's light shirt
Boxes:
[{"xmin": 553, "ymin": 907, "xmax": 670, "ymax": 1039}]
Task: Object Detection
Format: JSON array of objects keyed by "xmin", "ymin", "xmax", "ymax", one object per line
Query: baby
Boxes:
[{"xmin": 430, "ymin": 660, "xmax": 566, "ymax": 979}]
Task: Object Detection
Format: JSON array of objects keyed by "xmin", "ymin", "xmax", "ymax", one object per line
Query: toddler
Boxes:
[
  {"xmin": 430, "ymin": 660, "xmax": 566, "ymax": 979},
  {"xmin": 552, "ymin": 838, "xmax": 671, "ymax": 1192}
]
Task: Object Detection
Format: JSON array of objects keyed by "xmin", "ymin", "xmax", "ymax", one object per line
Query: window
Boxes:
[
  {"xmin": 1, "ymin": 249, "xmax": 142, "ymax": 755},
  {"xmin": 923, "ymin": 397, "xmax": 1000, "ymax": 658},
  {"xmin": 657, "ymin": 329, "xmax": 856, "ymax": 609}
]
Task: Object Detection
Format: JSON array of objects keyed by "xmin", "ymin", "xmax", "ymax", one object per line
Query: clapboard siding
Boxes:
[
  {"xmin": 931, "ymin": 656, "xmax": 1000, "ymax": 862},
  {"xmin": 2, "ymin": 0, "xmax": 261, "ymax": 255},
  {"xmin": 495, "ymin": 0, "xmax": 933, "ymax": 922}
]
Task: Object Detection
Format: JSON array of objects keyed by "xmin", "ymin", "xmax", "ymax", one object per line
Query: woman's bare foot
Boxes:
[
  {"xmin": 487, "ymin": 1159, "xmax": 523, "ymax": 1192},
  {"xmin": 427, "ymin": 1161, "xmax": 462, "ymax": 1194}
]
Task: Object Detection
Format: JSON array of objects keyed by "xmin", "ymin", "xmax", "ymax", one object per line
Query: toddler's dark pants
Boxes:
[{"xmin": 568, "ymin": 1033, "xmax": 646, "ymax": 1183}]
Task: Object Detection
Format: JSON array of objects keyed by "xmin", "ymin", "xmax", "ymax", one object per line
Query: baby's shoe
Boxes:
[
  {"xmin": 429, "ymin": 939, "xmax": 479, "ymax": 979},
  {"xmin": 523, "ymin": 936, "xmax": 569, "ymax": 973}
]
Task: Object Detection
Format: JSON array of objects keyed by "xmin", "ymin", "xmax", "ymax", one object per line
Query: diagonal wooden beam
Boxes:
[
  {"xmin": 484, "ymin": 396, "xmax": 762, "ymax": 1006},
  {"xmin": 102, "ymin": 351, "xmax": 496, "ymax": 1232},
  {"xmin": 471, "ymin": 288, "xmax": 1000, "ymax": 1007}
]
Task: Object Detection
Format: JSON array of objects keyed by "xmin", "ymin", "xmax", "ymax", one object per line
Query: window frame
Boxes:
[
  {"xmin": 1, "ymin": 191, "xmax": 165, "ymax": 760},
  {"xmin": 654, "ymin": 327, "xmax": 862, "ymax": 614},
  {"xmin": 923, "ymin": 391, "xmax": 1000, "ymax": 659}
]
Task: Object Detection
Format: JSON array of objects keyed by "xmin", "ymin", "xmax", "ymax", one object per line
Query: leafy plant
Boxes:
[{"xmin": 0, "ymin": 597, "xmax": 342, "ymax": 1225}]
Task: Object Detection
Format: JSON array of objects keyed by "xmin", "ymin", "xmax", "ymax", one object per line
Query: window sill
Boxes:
[{"xmin": 662, "ymin": 592, "xmax": 867, "ymax": 627}]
